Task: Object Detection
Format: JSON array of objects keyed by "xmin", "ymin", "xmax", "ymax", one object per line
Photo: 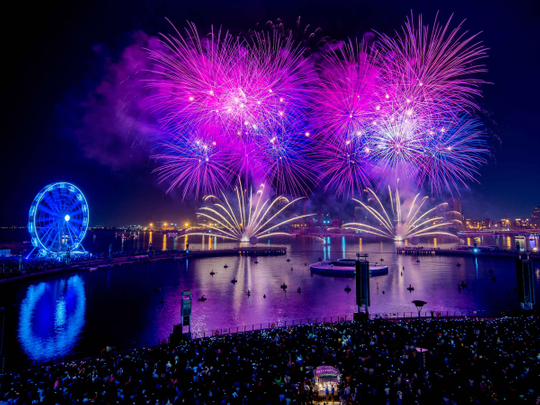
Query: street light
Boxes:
[
  {"xmin": 0, "ymin": 307, "xmax": 4, "ymax": 373},
  {"xmin": 412, "ymin": 300, "xmax": 427, "ymax": 318}
]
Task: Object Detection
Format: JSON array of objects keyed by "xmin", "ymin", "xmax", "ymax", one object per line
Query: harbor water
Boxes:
[{"xmin": 0, "ymin": 229, "xmax": 539, "ymax": 369}]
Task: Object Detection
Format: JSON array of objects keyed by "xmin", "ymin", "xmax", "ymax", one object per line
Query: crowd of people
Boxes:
[{"xmin": 1, "ymin": 315, "xmax": 540, "ymax": 404}]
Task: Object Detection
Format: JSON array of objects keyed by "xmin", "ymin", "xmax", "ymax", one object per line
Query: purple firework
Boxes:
[
  {"xmin": 148, "ymin": 22, "xmax": 318, "ymax": 197},
  {"xmin": 152, "ymin": 130, "xmax": 237, "ymax": 198},
  {"xmin": 312, "ymin": 39, "xmax": 381, "ymax": 196},
  {"xmin": 374, "ymin": 13, "xmax": 488, "ymax": 116},
  {"xmin": 313, "ymin": 13, "xmax": 490, "ymax": 197},
  {"xmin": 415, "ymin": 115, "xmax": 490, "ymax": 195}
]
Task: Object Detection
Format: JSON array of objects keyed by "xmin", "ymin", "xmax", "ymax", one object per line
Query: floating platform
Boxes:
[{"xmin": 310, "ymin": 258, "xmax": 388, "ymax": 277}]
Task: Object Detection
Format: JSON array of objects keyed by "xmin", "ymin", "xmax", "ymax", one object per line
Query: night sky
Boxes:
[{"xmin": 1, "ymin": 0, "xmax": 539, "ymax": 226}]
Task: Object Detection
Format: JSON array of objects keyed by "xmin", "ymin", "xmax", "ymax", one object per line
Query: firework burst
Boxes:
[
  {"xmin": 151, "ymin": 130, "xmax": 237, "ymax": 198},
  {"xmin": 343, "ymin": 187, "xmax": 460, "ymax": 241},
  {"xmin": 146, "ymin": 15, "xmax": 491, "ymax": 199},
  {"xmin": 374, "ymin": 12, "xmax": 488, "ymax": 116},
  {"xmin": 187, "ymin": 180, "xmax": 314, "ymax": 243},
  {"xmin": 148, "ymin": 22, "xmax": 318, "ymax": 196},
  {"xmin": 415, "ymin": 115, "xmax": 490, "ymax": 194},
  {"xmin": 313, "ymin": 13, "xmax": 489, "ymax": 197}
]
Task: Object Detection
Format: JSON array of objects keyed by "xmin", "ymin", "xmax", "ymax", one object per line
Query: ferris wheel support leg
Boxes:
[{"xmin": 25, "ymin": 246, "xmax": 37, "ymax": 260}]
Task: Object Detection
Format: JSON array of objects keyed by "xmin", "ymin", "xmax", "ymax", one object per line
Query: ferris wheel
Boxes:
[{"xmin": 28, "ymin": 182, "xmax": 89, "ymax": 258}]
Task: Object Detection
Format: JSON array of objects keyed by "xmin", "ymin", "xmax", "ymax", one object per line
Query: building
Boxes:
[
  {"xmin": 151, "ymin": 222, "xmax": 178, "ymax": 230},
  {"xmin": 464, "ymin": 218, "xmax": 490, "ymax": 230},
  {"xmin": 532, "ymin": 206, "xmax": 540, "ymax": 227}
]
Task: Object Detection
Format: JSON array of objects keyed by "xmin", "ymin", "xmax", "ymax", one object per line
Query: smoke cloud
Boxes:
[{"xmin": 76, "ymin": 31, "xmax": 163, "ymax": 171}]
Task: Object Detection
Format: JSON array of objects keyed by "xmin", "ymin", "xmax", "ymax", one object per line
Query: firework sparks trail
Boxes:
[
  {"xmin": 415, "ymin": 115, "xmax": 490, "ymax": 194},
  {"xmin": 186, "ymin": 180, "xmax": 315, "ymax": 243},
  {"xmin": 374, "ymin": 12, "xmax": 488, "ymax": 116},
  {"xmin": 146, "ymin": 15, "xmax": 491, "ymax": 198},
  {"xmin": 312, "ymin": 39, "xmax": 379, "ymax": 196},
  {"xmin": 151, "ymin": 129, "xmax": 238, "ymax": 198},
  {"xmin": 147, "ymin": 22, "xmax": 319, "ymax": 197},
  {"xmin": 343, "ymin": 187, "xmax": 461, "ymax": 241},
  {"xmin": 313, "ymin": 13, "xmax": 490, "ymax": 197}
]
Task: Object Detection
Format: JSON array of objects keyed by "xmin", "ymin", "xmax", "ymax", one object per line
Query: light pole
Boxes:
[
  {"xmin": 0, "ymin": 307, "xmax": 5, "ymax": 373},
  {"xmin": 412, "ymin": 300, "xmax": 427, "ymax": 318}
]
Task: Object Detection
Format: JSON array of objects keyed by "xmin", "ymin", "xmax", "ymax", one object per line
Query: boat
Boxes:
[{"xmin": 309, "ymin": 258, "xmax": 388, "ymax": 277}]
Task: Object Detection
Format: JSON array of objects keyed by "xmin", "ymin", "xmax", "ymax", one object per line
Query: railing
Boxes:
[
  {"xmin": 188, "ymin": 309, "xmax": 510, "ymax": 339},
  {"xmin": 6, "ymin": 309, "xmax": 513, "ymax": 373}
]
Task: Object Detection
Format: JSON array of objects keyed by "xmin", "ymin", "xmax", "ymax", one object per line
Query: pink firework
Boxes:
[
  {"xmin": 148, "ymin": 22, "xmax": 318, "ymax": 197},
  {"xmin": 314, "ymin": 39, "xmax": 380, "ymax": 147},
  {"xmin": 374, "ymin": 13, "xmax": 488, "ymax": 116},
  {"xmin": 312, "ymin": 39, "xmax": 381, "ymax": 195},
  {"xmin": 313, "ymin": 13, "xmax": 490, "ymax": 197},
  {"xmin": 148, "ymin": 23, "xmax": 315, "ymax": 142}
]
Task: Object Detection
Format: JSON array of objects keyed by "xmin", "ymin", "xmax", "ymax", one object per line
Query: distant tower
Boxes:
[{"xmin": 532, "ymin": 206, "xmax": 540, "ymax": 228}]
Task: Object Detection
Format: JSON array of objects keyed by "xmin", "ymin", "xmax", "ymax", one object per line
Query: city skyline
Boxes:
[{"xmin": 1, "ymin": 0, "xmax": 539, "ymax": 226}]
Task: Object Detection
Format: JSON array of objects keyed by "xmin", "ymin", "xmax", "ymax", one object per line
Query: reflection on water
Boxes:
[
  {"xmin": 1, "ymin": 232, "xmax": 540, "ymax": 366},
  {"xmin": 18, "ymin": 275, "xmax": 86, "ymax": 362}
]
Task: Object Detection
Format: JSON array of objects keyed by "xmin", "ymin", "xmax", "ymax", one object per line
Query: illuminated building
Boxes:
[
  {"xmin": 152, "ymin": 222, "xmax": 178, "ymax": 230},
  {"xmin": 465, "ymin": 218, "xmax": 490, "ymax": 230},
  {"xmin": 532, "ymin": 206, "xmax": 540, "ymax": 227}
]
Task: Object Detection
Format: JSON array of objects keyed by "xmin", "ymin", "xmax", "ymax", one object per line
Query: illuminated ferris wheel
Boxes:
[{"xmin": 27, "ymin": 182, "xmax": 89, "ymax": 258}]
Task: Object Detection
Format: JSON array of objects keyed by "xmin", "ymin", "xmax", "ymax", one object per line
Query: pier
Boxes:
[
  {"xmin": 0, "ymin": 246, "xmax": 287, "ymax": 285},
  {"xmin": 396, "ymin": 246, "xmax": 540, "ymax": 261},
  {"xmin": 184, "ymin": 246, "xmax": 286, "ymax": 258}
]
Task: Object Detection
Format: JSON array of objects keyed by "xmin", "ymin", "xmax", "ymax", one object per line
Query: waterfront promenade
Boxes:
[{"xmin": 0, "ymin": 246, "xmax": 286, "ymax": 286}]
